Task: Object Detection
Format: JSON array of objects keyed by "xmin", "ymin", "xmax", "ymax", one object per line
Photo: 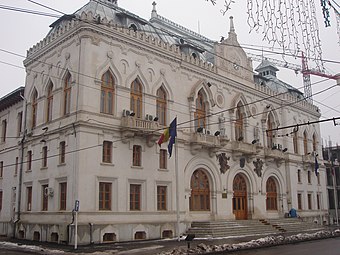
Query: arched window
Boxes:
[
  {"xmin": 266, "ymin": 112, "xmax": 274, "ymax": 148},
  {"xmin": 31, "ymin": 89, "xmax": 38, "ymax": 129},
  {"xmin": 293, "ymin": 130, "xmax": 298, "ymax": 154},
  {"xmin": 130, "ymin": 79, "xmax": 143, "ymax": 118},
  {"xmin": 156, "ymin": 86, "xmax": 167, "ymax": 126},
  {"xmin": 312, "ymin": 133, "xmax": 317, "ymax": 152},
  {"xmin": 100, "ymin": 70, "xmax": 115, "ymax": 114},
  {"xmin": 235, "ymin": 102, "xmax": 244, "ymax": 141},
  {"xmin": 303, "ymin": 131, "xmax": 308, "ymax": 155},
  {"xmin": 194, "ymin": 89, "xmax": 206, "ymax": 129},
  {"xmin": 190, "ymin": 169, "xmax": 210, "ymax": 211},
  {"xmin": 46, "ymin": 82, "xmax": 53, "ymax": 123},
  {"xmin": 63, "ymin": 72, "xmax": 72, "ymax": 116},
  {"xmin": 266, "ymin": 177, "xmax": 277, "ymax": 210}
]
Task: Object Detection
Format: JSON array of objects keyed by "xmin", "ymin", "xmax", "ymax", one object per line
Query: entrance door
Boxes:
[{"xmin": 233, "ymin": 174, "xmax": 247, "ymax": 220}]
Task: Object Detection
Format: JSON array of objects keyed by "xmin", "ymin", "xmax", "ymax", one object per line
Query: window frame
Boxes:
[
  {"xmin": 1, "ymin": 119, "xmax": 7, "ymax": 143},
  {"xmin": 157, "ymin": 185, "xmax": 167, "ymax": 211},
  {"xmin": 159, "ymin": 149, "xmax": 167, "ymax": 169},
  {"xmin": 102, "ymin": 141, "xmax": 112, "ymax": 163},
  {"xmin": 156, "ymin": 86, "xmax": 167, "ymax": 126},
  {"xmin": 63, "ymin": 72, "xmax": 71, "ymax": 116},
  {"xmin": 27, "ymin": 150, "xmax": 32, "ymax": 171},
  {"xmin": 130, "ymin": 79, "xmax": 143, "ymax": 118},
  {"xmin": 59, "ymin": 182, "xmax": 67, "ymax": 210},
  {"xmin": 99, "ymin": 182, "xmax": 112, "ymax": 211},
  {"xmin": 42, "ymin": 184, "xmax": 48, "ymax": 211},
  {"xmin": 132, "ymin": 145, "xmax": 142, "ymax": 167},
  {"xmin": 130, "ymin": 184, "xmax": 141, "ymax": 211},
  {"xmin": 59, "ymin": 141, "xmax": 66, "ymax": 164},
  {"xmin": 100, "ymin": 71, "xmax": 115, "ymax": 115},
  {"xmin": 42, "ymin": 146, "xmax": 48, "ymax": 168},
  {"xmin": 27, "ymin": 186, "xmax": 32, "ymax": 211}
]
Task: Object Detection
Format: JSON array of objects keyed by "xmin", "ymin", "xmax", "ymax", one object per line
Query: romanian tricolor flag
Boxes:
[
  {"xmin": 157, "ymin": 127, "xmax": 170, "ymax": 146},
  {"xmin": 157, "ymin": 118, "xmax": 177, "ymax": 158}
]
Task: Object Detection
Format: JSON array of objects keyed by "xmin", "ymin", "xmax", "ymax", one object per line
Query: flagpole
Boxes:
[{"xmin": 175, "ymin": 136, "xmax": 180, "ymax": 241}]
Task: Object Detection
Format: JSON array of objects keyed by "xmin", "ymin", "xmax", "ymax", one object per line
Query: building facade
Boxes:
[{"xmin": 0, "ymin": 0, "xmax": 327, "ymax": 244}]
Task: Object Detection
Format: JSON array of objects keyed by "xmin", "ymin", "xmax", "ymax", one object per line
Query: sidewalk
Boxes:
[{"xmin": 1, "ymin": 228, "xmax": 339, "ymax": 255}]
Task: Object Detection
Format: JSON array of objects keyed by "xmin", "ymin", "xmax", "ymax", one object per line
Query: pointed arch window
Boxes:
[
  {"xmin": 46, "ymin": 82, "xmax": 53, "ymax": 123},
  {"xmin": 235, "ymin": 102, "xmax": 244, "ymax": 140},
  {"xmin": 293, "ymin": 130, "xmax": 298, "ymax": 154},
  {"xmin": 266, "ymin": 177, "xmax": 278, "ymax": 210},
  {"xmin": 130, "ymin": 79, "xmax": 143, "ymax": 118},
  {"xmin": 312, "ymin": 133, "xmax": 317, "ymax": 152},
  {"xmin": 303, "ymin": 131, "xmax": 308, "ymax": 155},
  {"xmin": 194, "ymin": 89, "xmax": 206, "ymax": 129},
  {"xmin": 266, "ymin": 113, "xmax": 274, "ymax": 148},
  {"xmin": 156, "ymin": 86, "xmax": 167, "ymax": 126},
  {"xmin": 190, "ymin": 169, "xmax": 210, "ymax": 211},
  {"xmin": 31, "ymin": 89, "xmax": 38, "ymax": 129},
  {"xmin": 63, "ymin": 72, "xmax": 72, "ymax": 116},
  {"xmin": 100, "ymin": 70, "xmax": 115, "ymax": 114}
]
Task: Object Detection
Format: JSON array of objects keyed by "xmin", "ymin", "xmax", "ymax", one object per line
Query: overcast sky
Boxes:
[{"xmin": 0, "ymin": 0, "xmax": 339, "ymax": 146}]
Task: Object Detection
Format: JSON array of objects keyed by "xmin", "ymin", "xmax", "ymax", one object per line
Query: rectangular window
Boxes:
[
  {"xmin": 159, "ymin": 149, "xmax": 167, "ymax": 169},
  {"xmin": 297, "ymin": 193, "xmax": 302, "ymax": 210},
  {"xmin": 317, "ymin": 194, "xmax": 320, "ymax": 210},
  {"xmin": 130, "ymin": 184, "xmax": 141, "ymax": 211},
  {"xmin": 0, "ymin": 161, "xmax": 3, "ymax": 178},
  {"xmin": 60, "ymin": 182, "xmax": 67, "ymax": 210},
  {"xmin": 27, "ymin": 186, "xmax": 32, "ymax": 211},
  {"xmin": 42, "ymin": 146, "xmax": 47, "ymax": 168},
  {"xmin": 42, "ymin": 184, "xmax": 48, "ymax": 211},
  {"xmin": 297, "ymin": 170, "xmax": 301, "ymax": 183},
  {"xmin": 14, "ymin": 157, "xmax": 18, "ymax": 176},
  {"xmin": 102, "ymin": 141, "xmax": 112, "ymax": 163},
  {"xmin": 0, "ymin": 190, "xmax": 2, "ymax": 211},
  {"xmin": 307, "ymin": 171, "xmax": 311, "ymax": 184},
  {"xmin": 157, "ymin": 186, "xmax": 167, "ymax": 211},
  {"xmin": 1, "ymin": 119, "xmax": 7, "ymax": 142},
  {"xmin": 99, "ymin": 182, "xmax": 111, "ymax": 210},
  {"xmin": 59, "ymin": 141, "xmax": 66, "ymax": 164},
  {"xmin": 27, "ymin": 151, "xmax": 32, "ymax": 171},
  {"xmin": 307, "ymin": 194, "xmax": 312, "ymax": 210},
  {"xmin": 17, "ymin": 112, "xmax": 23, "ymax": 135},
  {"xmin": 132, "ymin": 145, "xmax": 142, "ymax": 166},
  {"xmin": 317, "ymin": 174, "xmax": 320, "ymax": 185}
]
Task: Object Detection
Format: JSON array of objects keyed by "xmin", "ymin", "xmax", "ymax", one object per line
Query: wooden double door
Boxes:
[{"xmin": 233, "ymin": 174, "xmax": 248, "ymax": 220}]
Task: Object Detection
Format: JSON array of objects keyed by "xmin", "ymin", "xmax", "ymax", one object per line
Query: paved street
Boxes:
[{"xmin": 224, "ymin": 237, "xmax": 340, "ymax": 255}]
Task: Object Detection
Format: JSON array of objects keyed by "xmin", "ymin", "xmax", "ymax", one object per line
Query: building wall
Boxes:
[{"xmin": 0, "ymin": 2, "xmax": 327, "ymax": 244}]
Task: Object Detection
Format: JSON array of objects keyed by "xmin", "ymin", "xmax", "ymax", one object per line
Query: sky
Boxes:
[{"xmin": 0, "ymin": 0, "xmax": 339, "ymax": 146}]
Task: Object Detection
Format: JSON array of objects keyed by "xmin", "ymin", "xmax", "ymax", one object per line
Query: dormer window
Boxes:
[{"xmin": 129, "ymin": 24, "xmax": 137, "ymax": 32}]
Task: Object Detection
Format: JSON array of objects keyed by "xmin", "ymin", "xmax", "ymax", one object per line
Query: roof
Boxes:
[
  {"xmin": 45, "ymin": 0, "xmax": 302, "ymax": 98},
  {"xmin": 0, "ymin": 87, "xmax": 25, "ymax": 112}
]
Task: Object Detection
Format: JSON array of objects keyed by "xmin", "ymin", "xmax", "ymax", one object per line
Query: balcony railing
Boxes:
[
  {"xmin": 121, "ymin": 116, "xmax": 159, "ymax": 130},
  {"xmin": 231, "ymin": 141, "xmax": 257, "ymax": 155}
]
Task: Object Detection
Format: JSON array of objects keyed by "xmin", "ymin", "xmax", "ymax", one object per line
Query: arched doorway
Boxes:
[
  {"xmin": 266, "ymin": 177, "xmax": 278, "ymax": 211},
  {"xmin": 233, "ymin": 174, "xmax": 247, "ymax": 220},
  {"xmin": 190, "ymin": 169, "xmax": 210, "ymax": 211}
]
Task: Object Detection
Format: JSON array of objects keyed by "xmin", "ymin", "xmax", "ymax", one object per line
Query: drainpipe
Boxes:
[
  {"xmin": 89, "ymin": 223, "xmax": 94, "ymax": 244},
  {"xmin": 14, "ymin": 94, "xmax": 27, "ymax": 238}
]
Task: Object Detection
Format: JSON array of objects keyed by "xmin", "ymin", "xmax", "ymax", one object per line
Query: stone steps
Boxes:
[{"xmin": 186, "ymin": 218, "xmax": 328, "ymax": 238}]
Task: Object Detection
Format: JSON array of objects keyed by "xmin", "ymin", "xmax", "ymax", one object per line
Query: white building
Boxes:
[{"xmin": 0, "ymin": 0, "xmax": 326, "ymax": 244}]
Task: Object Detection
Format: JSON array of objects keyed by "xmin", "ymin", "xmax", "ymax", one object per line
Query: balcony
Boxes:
[
  {"xmin": 302, "ymin": 154, "xmax": 315, "ymax": 170},
  {"xmin": 190, "ymin": 133, "xmax": 229, "ymax": 156},
  {"xmin": 264, "ymin": 147, "xmax": 286, "ymax": 166},
  {"xmin": 121, "ymin": 116, "xmax": 160, "ymax": 145},
  {"xmin": 231, "ymin": 141, "xmax": 258, "ymax": 155}
]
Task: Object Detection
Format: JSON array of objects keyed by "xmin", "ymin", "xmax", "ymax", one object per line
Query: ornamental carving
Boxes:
[
  {"xmin": 253, "ymin": 158, "xmax": 264, "ymax": 177},
  {"xmin": 216, "ymin": 153, "xmax": 230, "ymax": 174}
]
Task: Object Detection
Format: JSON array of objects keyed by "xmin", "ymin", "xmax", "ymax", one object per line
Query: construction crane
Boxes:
[{"xmin": 248, "ymin": 52, "xmax": 340, "ymax": 103}]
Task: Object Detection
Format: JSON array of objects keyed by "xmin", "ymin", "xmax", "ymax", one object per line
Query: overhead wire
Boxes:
[{"xmin": 0, "ymin": 1, "xmax": 339, "ymax": 169}]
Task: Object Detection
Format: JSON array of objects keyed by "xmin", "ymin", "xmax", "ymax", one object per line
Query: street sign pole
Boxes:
[{"xmin": 74, "ymin": 200, "xmax": 79, "ymax": 250}]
